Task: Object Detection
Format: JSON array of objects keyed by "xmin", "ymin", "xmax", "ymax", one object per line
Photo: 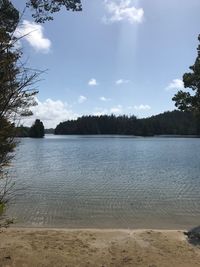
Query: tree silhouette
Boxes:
[
  {"xmin": 29, "ymin": 119, "xmax": 45, "ymax": 138},
  {"xmin": 26, "ymin": 0, "xmax": 82, "ymax": 23},
  {"xmin": 173, "ymin": 34, "xmax": 200, "ymax": 133},
  {"xmin": 0, "ymin": 0, "xmax": 39, "ymax": 206}
]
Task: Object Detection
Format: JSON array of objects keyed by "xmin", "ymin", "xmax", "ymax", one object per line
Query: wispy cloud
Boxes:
[
  {"xmin": 88, "ymin": 78, "xmax": 98, "ymax": 86},
  {"xmin": 22, "ymin": 98, "xmax": 77, "ymax": 128},
  {"xmin": 78, "ymin": 95, "xmax": 87, "ymax": 103},
  {"xmin": 103, "ymin": 0, "xmax": 144, "ymax": 24},
  {"xmin": 165, "ymin": 79, "xmax": 184, "ymax": 91},
  {"xmin": 99, "ymin": 96, "xmax": 111, "ymax": 101},
  {"xmin": 15, "ymin": 20, "xmax": 51, "ymax": 53},
  {"xmin": 115, "ymin": 79, "xmax": 130, "ymax": 85},
  {"xmin": 110, "ymin": 105, "xmax": 123, "ymax": 114},
  {"xmin": 94, "ymin": 105, "xmax": 123, "ymax": 115},
  {"xmin": 93, "ymin": 108, "xmax": 108, "ymax": 116},
  {"xmin": 134, "ymin": 104, "xmax": 151, "ymax": 110}
]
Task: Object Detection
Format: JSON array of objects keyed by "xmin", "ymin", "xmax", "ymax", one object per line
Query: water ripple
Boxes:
[{"xmin": 6, "ymin": 136, "xmax": 200, "ymax": 229}]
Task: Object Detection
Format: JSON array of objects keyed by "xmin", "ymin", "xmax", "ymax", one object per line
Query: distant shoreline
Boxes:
[
  {"xmin": 52, "ymin": 134, "xmax": 200, "ymax": 137},
  {"xmin": 19, "ymin": 133, "xmax": 200, "ymax": 138}
]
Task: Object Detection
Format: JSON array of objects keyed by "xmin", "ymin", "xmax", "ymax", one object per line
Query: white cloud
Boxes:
[
  {"xmin": 110, "ymin": 105, "xmax": 123, "ymax": 114},
  {"xmin": 134, "ymin": 104, "xmax": 151, "ymax": 110},
  {"xmin": 165, "ymin": 79, "xmax": 184, "ymax": 91},
  {"xmin": 15, "ymin": 20, "xmax": 51, "ymax": 53},
  {"xmin": 115, "ymin": 79, "xmax": 130, "ymax": 85},
  {"xmin": 78, "ymin": 95, "xmax": 87, "ymax": 103},
  {"xmin": 127, "ymin": 106, "xmax": 133, "ymax": 110},
  {"xmin": 100, "ymin": 96, "xmax": 110, "ymax": 101},
  {"xmin": 93, "ymin": 108, "xmax": 108, "ymax": 116},
  {"xmin": 94, "ymin": 105, "xmax": 123, "ymax": 116},
  {"xmin": 22, "ymin": 98, "xmax": 77, "ymax": 128},
  {"xmin": 103, "ymin": 0, "xmax": 144, "ymax": 24},
  {"xmin": 88, "ymin": 78, "xmax": 98, "ymax": 86}
]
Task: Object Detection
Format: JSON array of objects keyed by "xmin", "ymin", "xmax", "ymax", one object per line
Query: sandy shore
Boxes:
[{"xmin": 0, "ymin": 228, "xmax": 200, "ymax": 267}]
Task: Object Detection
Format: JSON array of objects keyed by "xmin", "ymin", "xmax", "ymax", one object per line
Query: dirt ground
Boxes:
[{"xmin": 0, "ymin": 228, "xmax": 200, "ymax": 267}]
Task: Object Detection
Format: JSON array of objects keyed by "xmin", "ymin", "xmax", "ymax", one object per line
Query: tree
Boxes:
[
  {"xmin": 0, "ymin": 119, "xmax": 16, "ymax": 207},
  {"xmin": 0, "ymin": 0, "xmax": 39, "ymax": 208},
  {"xmin": 26, "ymin": 0, "xmax": 82, "ymax": 23},
  {"xmin": 0, "ymin": 1, "xmax": 39, "ymax": 118},
  {"xmin": 29, "ymin": 119, "xmax": 44, "ymax": 138},
  {"xmin": 0, "ymin": 0, "xmax": 82, "ymax": 210},
  {"xmin": 172, "ymin": 35, "xmax": 200, "ymax": 133}
]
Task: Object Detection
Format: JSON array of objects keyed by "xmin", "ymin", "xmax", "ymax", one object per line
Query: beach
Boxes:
[{"xmin": 0, "ymin": 228, "xmax": 200, "ymax": 267}]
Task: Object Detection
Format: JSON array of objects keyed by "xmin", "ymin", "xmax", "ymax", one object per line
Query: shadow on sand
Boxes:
[{"xmin": 184, "ymin": 226, "xmax": 200, "ymax": 246}]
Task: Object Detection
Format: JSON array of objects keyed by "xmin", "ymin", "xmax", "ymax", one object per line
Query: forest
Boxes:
[
  {"xmin": 16, "ymin": 119, "xmax": 44, "ymax": 138},
  {"xmin": 54, "ymin": 110, "xmax": 198, "ymax": 136}
]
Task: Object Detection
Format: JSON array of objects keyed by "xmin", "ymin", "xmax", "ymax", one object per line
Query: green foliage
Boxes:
[
  {"xmin": 0, "ymin": 0, "xmax": 19, "ymax": 35},
  {"xmin": 173, "ymin": 35, "xmax": 200, "ymax": 133},
  {"xmin": 0, "ymin": 0, "xmax": 18, "ymax": 208},
  {"xmin": 0, "ymin": 119, "xmax": 16, "ymax": 171},
  {"xmin": 16, "ymin": 125, "xmax": 30, "ymax": 137},
  {"xmin": 29, "ymin": 119, "xmax": 45, "ymax": 138},
  {"xmin": 0, "ymin": 0, "xmax": 39, "ymax": 207},
  {"xmin": 0, "ymin": 202, "xmax": 5, "ymax": 215},
  {"xmin": 26, "ymin": 0, "xmax": 82, "ymax": 23},
  {"xmin": 16, "ymin": 126, "xmax": 56, "ymax": 136},
  {"xmin": 0, "ymin": 0, "xmax": 39, "ymax": 120},
  {"xmin": 55, "ymin": 111, "xmax": 197, "ymax": 136},
  {"xmin": 45, "ymin": 128, "xmax": 54, "ymax": 134},
  {"xmin": 0, "ymin": 0, "xmax": 38, "ymax": 169}
]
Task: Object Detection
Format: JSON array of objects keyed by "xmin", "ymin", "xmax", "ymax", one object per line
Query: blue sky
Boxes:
[{"xmin": 13, "ymin": 0, "xmax": 200, "ymax": 128}]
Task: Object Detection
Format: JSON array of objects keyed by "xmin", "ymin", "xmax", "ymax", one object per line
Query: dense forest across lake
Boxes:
[
  {"xmin": 55, "ymin": 110, "xmax": 197, "ymax": 136},
  {"xmin": 54, "ymin": 110, "xmax": 198, "ymax": 136},
  {"xmin": 17, "ymin": 110, "xmax": 199, "ymax": 137}
]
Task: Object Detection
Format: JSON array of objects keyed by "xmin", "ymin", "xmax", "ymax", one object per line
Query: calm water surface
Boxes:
[{"xmin": 6, "ymin": 135, "xmax": 200, "ymax": 229}]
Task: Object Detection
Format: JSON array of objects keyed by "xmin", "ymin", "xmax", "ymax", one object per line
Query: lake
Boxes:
[{"xmin": 6, "ymin": 135, "xmax": 200, "ymax": 229}]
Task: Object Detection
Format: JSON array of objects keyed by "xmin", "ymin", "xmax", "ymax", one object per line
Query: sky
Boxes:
[{"xmin": 12, "ymin": 0, "xmax": 200, "ymax": 128}]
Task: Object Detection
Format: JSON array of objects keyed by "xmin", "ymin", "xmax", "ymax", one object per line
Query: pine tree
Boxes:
[
  {"xmin": 173, "ymin": 35, "xmax": 200, "ymax": 133},
  {"xmin": 29, "ymin": 119, "xmax": 45, "ymax": 138}
]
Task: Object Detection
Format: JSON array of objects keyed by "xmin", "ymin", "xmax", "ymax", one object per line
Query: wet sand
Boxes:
[{"xmin": 0, "ymin": 228, "xmax": 200, "ymax": 267}]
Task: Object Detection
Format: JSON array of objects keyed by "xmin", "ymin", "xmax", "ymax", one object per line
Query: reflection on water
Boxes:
[{"xmin": 6, "ymin": 135, "xmax": 200, "ymax": 229}]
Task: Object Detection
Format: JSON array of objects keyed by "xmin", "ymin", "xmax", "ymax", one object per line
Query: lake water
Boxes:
[{"xmin": 6, "ymin": 135, "xmax": 200, "ymax": 229}]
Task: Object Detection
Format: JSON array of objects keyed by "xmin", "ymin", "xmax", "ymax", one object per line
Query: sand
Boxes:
[{"xmin": 0, "ymin": 228, "xmax": 200, "ymax": 267}]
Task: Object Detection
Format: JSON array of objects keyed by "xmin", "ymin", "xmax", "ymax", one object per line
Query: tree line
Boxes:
[
  {"xmin": 17, "ymin": 119, "xmax": 45, "ymax": 138},
  {"xmin": 54, "ymin": 110, "xmax": 198, "ymax": 136}
]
